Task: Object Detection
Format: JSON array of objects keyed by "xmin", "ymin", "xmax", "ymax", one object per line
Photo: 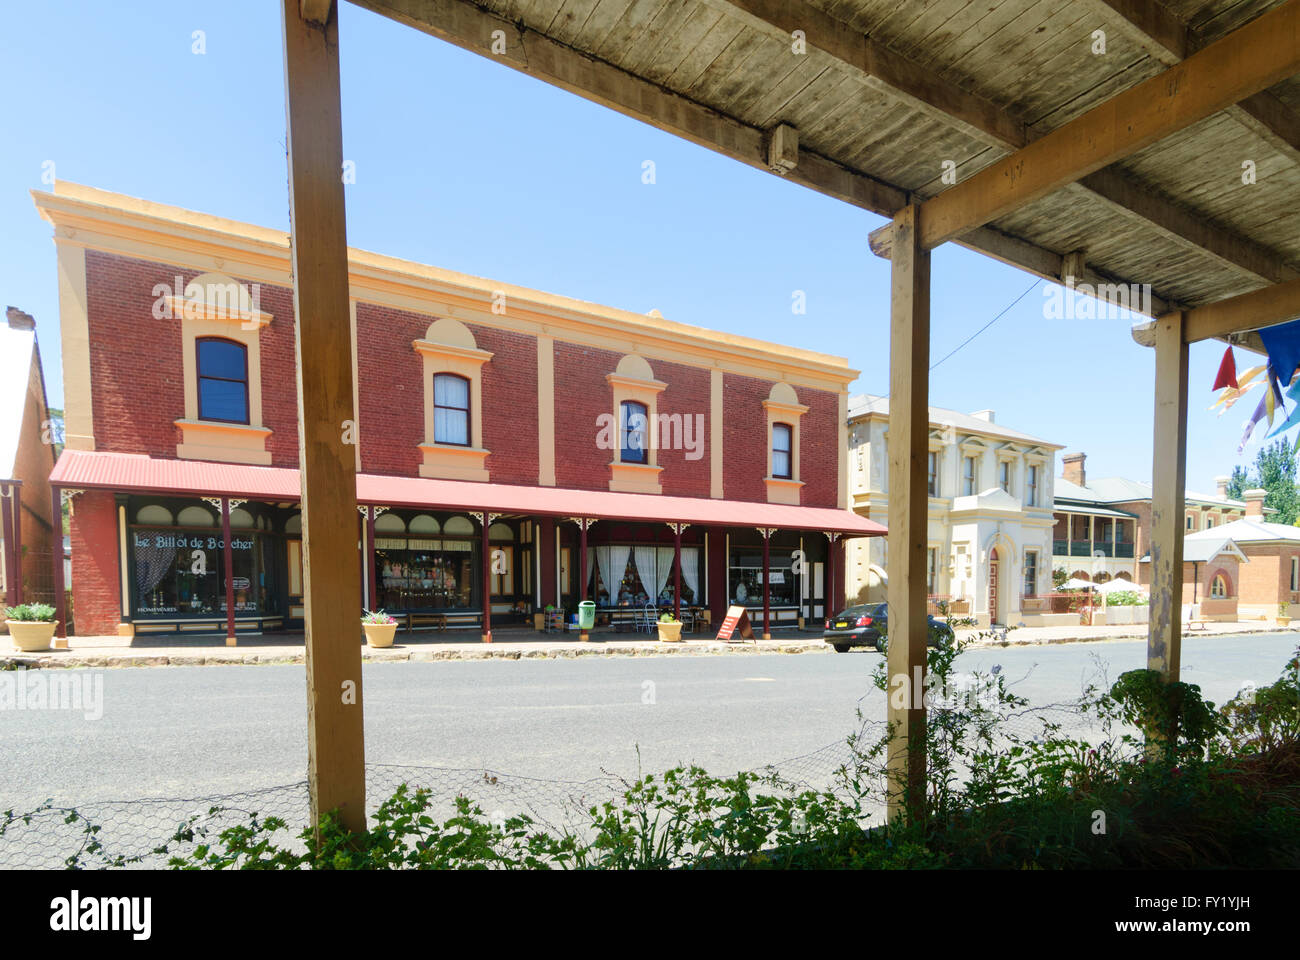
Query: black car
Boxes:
[{"xmin": 822, "ymin": 602, "xmax": 954, "ymax": 653}]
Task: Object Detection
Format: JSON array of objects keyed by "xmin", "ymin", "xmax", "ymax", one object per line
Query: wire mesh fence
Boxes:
[{"xmin": 0, "ymin": 689, "xmax": 1116, "ymax": 869}]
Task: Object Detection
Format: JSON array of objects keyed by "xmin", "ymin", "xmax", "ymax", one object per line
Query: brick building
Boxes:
[
  {"xmin": 1181, "ymin": 489, "xmax": 1300, "ymax": 621},
  {"xmin": 33, "ymin": 183, "xmax": 879, "ymax": 640},
  {"xmin": 0, "ymin": 306, "xmax": 58, "ymax": 622},
  {"xmin": 1053, "ymin": 452, "xmax": 1248, "ymax": 583}
]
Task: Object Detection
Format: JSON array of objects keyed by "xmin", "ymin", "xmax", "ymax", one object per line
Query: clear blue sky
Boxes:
[{"xmin": 0, "ymin": 0, "xmax": 1268, "ymax": 493}]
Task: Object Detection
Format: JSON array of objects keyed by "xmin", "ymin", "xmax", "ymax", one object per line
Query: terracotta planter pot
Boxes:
[
  {"xmin": 657, "ymin": 621, "xmax": 683, "ymax": 643},
  {"xmin": 7, "ymin": 620, "xmax": 57, "ymax": 652},
  {"xmin": 363, "ymin": 622, "xmax": 397, "ymax": 648}
]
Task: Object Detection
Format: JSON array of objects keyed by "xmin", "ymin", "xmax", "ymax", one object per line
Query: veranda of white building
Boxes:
[{"xmin": 844, "ymin": 396, "xmax": 1064, "ymax": 628}]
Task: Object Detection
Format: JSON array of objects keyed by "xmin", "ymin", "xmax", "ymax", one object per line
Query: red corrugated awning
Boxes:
[{"xmin": 50, "ymin": 450, "xmax": 885, "ymax": 536}]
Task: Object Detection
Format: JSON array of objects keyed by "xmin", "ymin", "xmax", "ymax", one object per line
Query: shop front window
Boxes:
[
  {"xmin": 131, "ymin": 526, "xmax": 273, "ymax": 618},
  {"xmin": 729, "ymin": 548, "xmax": 798, "ymax": 606},
  {"xmin": 375, "ymin": 537, "xmax": 476, "ymax": 611}
]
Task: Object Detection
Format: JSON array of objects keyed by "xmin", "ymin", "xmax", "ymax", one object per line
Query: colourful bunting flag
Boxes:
[{"xmin": 1212, "ymin": 346, "xmax": 1237, "ymax": 390}]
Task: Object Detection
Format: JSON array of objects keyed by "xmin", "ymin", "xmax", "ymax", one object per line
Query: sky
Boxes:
[{"xmin": 0, "ymin": 0, "xmax": 1273, "ymax": 494}]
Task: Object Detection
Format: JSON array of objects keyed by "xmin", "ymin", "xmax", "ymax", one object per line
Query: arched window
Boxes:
[
  {"xmin": 433, "ymin": 373, "xmax": 471, "ymax": 446},
  {"xmin": 772, "ymin": 423, "xmax": 793, "ymax": 479},
  {"xmin": 196, "ymin": 338, "xmax": 249, "ymax": 424},
  {"xmin": 621, "ymin": 400, "xmax": 648, "ymax": 464},
  {"xmin": 1211, "ymin": 574, "xmax": 1229, "ymax": 598}
]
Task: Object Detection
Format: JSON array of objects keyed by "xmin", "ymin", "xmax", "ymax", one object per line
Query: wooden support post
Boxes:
[
  {"xmin": 50, "ymin": 485, "xmax": 66, "ymax": 643},
  {"xmin": 282, "ymin": 0, "xmax": 366, "ymax": 835},
  {"xmin": 481, "ymin": 512, "xmax": 493, "ymax": 643},
  {"xmin": 672, "ymin": 523, "xmax": 683, "ymax": 623},
  {"xmin": 826, "ymin": 532, "xmax": 840, "ymax": 616},
  {"xmin": 886, "ymin": 204, "xmax": 930, "ymax": 824},
  {"xmin": 578, "ymin": 518, "xmax": 589, "ymax": 641},
  {"xmin": 1148, "ymin": 311, "xmax": 1189, "ymax": 685},
  {"xmin": 761, "ymin": 528, "xmax": 772, "ymax": 640},
  {"xmin": 221, "ymin": 496, "xmax": 236, "ymax": 645},
  {"xmin": 1, "ymin": 483, "xmax": 14, "ymax": 607},
  {"xmin": 11, "ymin": 481, "xmax": 22, "ymax": 605},
  {"xmin": 365, "ymin": 507, "xmax": 377, "ymax": 612}
]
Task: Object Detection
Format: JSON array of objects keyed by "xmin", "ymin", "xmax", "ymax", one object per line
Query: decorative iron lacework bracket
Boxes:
[
  {"xmin": 567, "ymin": 517, "xmax": 596, "ymax": 530},
  {"xmin": 665, "ymin": 522, "xmax": 690, "ymax": 535}
]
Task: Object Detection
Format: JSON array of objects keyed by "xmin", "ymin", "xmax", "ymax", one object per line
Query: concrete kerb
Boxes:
[{"xmin": 3, "ymin": 622, "xmax": 1293, "ymax": 670}]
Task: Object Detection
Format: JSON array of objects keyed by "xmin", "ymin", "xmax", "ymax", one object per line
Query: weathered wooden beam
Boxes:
[
  {"xmin": 301, "ymin": 0, "xmax": 334, "ymax": 25},
  {"xmin": 351, "ymin": 0, "xmax": 904, "ymax": 216},
  {"xmin": 354, "ymin": 0, "xmax": 1167, "ymax": 312},
  {"xmin": 885, "ymin": 204, "xmax": 929, "ymax": 824},
  {"xmin": 727, "ymin": 0, "xmax": 1295, "ymax": 287},
  {"xmin": 707, "ymin": 0, "xmax": 1028, "ymax": 149},
  {"xmin": 1090, "ymin": 0, "xmax": 1300, "ymax": 162},
  {"xmin": 282, "ymin": 0, "xmax": 367, "ymax": 834},
  {"xmin": 919, "ymin": 0, "xmax": 1300, "ymax": 249},
  {"xmin": 1181, "ymin": 275, "xmax": 1300, "ymax": 343},
  {"xmin": 1148, "ymin": 312, "xmax": 1188, "ymax": 685}
]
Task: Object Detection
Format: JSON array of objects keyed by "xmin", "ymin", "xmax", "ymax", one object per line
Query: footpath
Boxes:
[{"xmin": 2, "ymin": 620, "xmax": 1294, "ymax": 669}]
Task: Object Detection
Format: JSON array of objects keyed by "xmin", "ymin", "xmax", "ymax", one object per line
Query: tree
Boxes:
[
  {"xmin": 1225, "ymin": 465, "xmax": 1251, "ymax": 501},
  {"xmin": 1227, "ymin": 439, "xmax": 1300, "ymax": 524}
]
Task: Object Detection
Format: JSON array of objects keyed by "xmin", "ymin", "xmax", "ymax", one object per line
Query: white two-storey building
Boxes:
[{"xmin": 844, "ymin": 396, "xmax": 1063, "ymax": 627}]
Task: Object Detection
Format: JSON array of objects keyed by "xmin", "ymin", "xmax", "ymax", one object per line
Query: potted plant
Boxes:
[
  {"xmin": 361, "ymin": 609, "xmax": 398, "ymax": 648},
  {"xmin": 1278, "ymin": 602, "xmax": 1291, "ymax": 627},
  {"xmin": 657, "ymin": 612, "xmax": 683, "ymax": 643},
  {"xmin": 5, "ymin": 603, "xmax": 58, "ymax": 652}
]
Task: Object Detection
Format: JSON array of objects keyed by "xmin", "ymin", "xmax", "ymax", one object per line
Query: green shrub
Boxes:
[{"xmin": 4, "ymin": 603, "xmax": 56, "ymax": 623}]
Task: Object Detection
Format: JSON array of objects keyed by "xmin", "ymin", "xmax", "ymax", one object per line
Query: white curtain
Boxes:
[
  {"xmin": 680, "ymin": 547, "xmax": 700, "ymax": 601},
  {"xmin": 605, "ymin": 544, "xmax": 631, "ymax": 602},
  {"xmin": 632, "ymin": 546, "xmax": 658, "ymax": 604},
  {"xmin": 656, "ymin": 546, "xmax": 675, "ymax": 602},
  {"xmin": 594, "ymin": 546, "xmax": 612, "ymax": 599}
]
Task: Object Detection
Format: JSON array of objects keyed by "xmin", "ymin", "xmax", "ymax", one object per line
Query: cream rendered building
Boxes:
[{"xmin": 844, "ymin": 396, "xmax": 1064, "ymax": 627}]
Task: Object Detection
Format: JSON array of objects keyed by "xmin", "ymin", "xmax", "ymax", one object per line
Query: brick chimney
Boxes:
[
  {"xmin": 1215, "ymin": 475, "xmax": 1230, "ymax": 498},
  {"xmin": 1061, "ymin": 452, "xmax": 1086, "ymax": 487},
  {"xmin": 6, "ymin": 306, "xmax": 34, "ymax": 331},
  {"xmin": 1244, "ymin": 488, "xmax": 1267, "ymax": 517}
]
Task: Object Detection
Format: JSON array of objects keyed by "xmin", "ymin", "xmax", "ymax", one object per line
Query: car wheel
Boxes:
[{"xmin": 832, "ymin": 643, "xmax": 851, "ymax": 653}]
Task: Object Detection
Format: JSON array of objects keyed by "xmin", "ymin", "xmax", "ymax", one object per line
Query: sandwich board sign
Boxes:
[{"xmin": 716, "ymin": 604, "xmax": 755, "ymax": 642}]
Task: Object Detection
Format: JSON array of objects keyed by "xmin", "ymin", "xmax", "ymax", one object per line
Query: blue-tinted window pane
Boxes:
[
  {"xmin": 773, "ymin": 449, "xmax": 791, "ymax": 479},
  {"xmin": 435, "ymin": 407, "xmax": 469, "ymax": 445},
  {"xmin": 773, "ymin": 424, "xmax": 792, "ymax": 453},
  {"xmin": 199, "ymin": 378, "xmax": 248, "ymax": 423},
  {"xmin": 198, "ymin": 340, "xmax": 247, "ymax": 380},
  {"xmin": 434, "ymin": 375, "xmax": 469, "ymax": 409},
  {"xmin": 621, "ymin": 402, "xmax": 647, "ymax": 464}
]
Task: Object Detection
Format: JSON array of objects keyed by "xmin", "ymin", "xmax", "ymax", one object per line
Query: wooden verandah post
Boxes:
[
  {"xmin": 1148, "ymin": 312, "xmax": 1189, "ymax": 688},
  {"xmin": 282, "ymin": 0, "xmax": 367, "ymax": 834},
  {"xmin": 886, "ymin": 203, "xmax": 930, "ymax": 824}
]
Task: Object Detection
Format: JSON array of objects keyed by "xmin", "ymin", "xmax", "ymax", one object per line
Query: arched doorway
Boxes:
[{"xmin": 988, "ymin": 547, "xmax": 1001, "ymax": 626}]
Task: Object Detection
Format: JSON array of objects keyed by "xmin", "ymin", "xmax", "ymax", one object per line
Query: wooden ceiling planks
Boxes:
[{"xmin": 355, "ymin": 0, "xmax": 1299, "ymax": 319}]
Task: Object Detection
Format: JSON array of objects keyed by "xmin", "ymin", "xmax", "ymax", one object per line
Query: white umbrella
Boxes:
[
  {"xmin": 1060, "ymin": 578, "xmax": 1098, "ymax": 591},
  {"xmin": 1097, "ymin": 579, "xmax": 1146, "ymax": 596}
]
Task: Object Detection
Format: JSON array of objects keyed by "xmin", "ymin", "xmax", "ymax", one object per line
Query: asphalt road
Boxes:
[{"xmin": 2, "ymin": 632, "xmax": 1296, "ymax": 810}]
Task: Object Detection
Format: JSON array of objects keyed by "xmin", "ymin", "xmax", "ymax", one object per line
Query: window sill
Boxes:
[
  {"xmin": 175, "ymin": 419, "xmax": 272, "ymax": 465},
  {"xmin": 418, "ymin": 444, "xmax": 490, "ymax": 482},
  {"xmin": 609, "ymin": 461, "xmax": 662, "ymax": 494},
  {"xmin": 764, "ymin": 476, "xmax": 803, "ymax": 505}
]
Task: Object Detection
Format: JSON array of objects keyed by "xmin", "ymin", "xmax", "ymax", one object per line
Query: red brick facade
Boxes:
[{"xmin": 66, "ymin": 247, "xmax": 851, "ymax": 635}]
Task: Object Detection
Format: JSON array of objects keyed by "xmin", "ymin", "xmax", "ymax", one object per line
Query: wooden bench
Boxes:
[{"xmin": 405, "ymin": 612, "xmax": 482, "ymax": 633}]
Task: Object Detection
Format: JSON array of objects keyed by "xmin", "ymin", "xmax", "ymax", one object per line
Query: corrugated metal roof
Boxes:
[
  {"xmin": 1060, "ymin": 475, "xmax": 1246, "ymax": 509},
  {"xmin": 49, "ymin": 450, "xmax": 886, "ymax": 536}
]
